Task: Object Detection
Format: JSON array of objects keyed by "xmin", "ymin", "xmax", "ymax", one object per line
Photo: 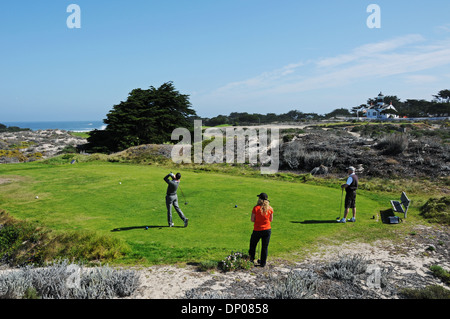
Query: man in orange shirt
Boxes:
[{"xmin": 249, "ymin": 193, "xmax": 274, "ymax": 267}]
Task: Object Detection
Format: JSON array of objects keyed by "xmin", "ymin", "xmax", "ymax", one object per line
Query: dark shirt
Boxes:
[
  {"xmin": 346, "ymin": 174, "xmax": 358, "ymax": 193},
  {"xmin": 164, "ymin": 174, "xmax": 179, "ymax": 196}
]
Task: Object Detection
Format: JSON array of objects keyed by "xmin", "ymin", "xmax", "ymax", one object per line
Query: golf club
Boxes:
[
  {"xmin": 179, "ymin": 185, "xmax": 188, "ymax": 205},
  {"xmin": 337, "ymin": 187, "xmax": 344, "ymax": 220}
]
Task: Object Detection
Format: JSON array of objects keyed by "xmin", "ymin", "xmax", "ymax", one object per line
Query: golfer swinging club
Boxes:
[
  {"xmin": 338, "ymin": 166, "xmax": 358, "ymax": 223},
  {"xmin": 164, "ymin": 172, "xmax": 188, "ymax": 227}
]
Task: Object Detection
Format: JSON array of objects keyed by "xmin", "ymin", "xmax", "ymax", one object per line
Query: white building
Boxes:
[{"xmin": 360, "ymin": 92, "xmax": 399, "ymax": 119}]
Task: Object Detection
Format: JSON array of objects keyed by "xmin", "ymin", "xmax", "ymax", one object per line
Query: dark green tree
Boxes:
[
  {"xmin": 430, "ymin": 89, "xmax": 450, "ymax": 116},
  {"xmin": 433, "ymin": 89, "xmax": 450, "ymax": 103},
  {"xmin": 400, "ymin": 99, "xmax": 429, "ymax": 117},
  {"xmin": 325, "ymin": 108, "xmax": 351, "ymax": 118},
  {"xmin": 205, "ymin": 115, "xmax": 229, "ymax": 126},
  {"xmin": 87, "ymin": 82, "xmax": 196, "ymax": 153}
]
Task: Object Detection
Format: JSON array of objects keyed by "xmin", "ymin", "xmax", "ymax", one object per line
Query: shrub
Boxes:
[
  {"xmin": 281, "ymin": 141, "xmax": 336, "ymax": 170},
  {"xmin": 198, "ymin": 260, "xmax": 218, "ymax": 272},
  {"xmin": 375, "ymin": 133, "xmax": 409, "ymax": 155},
  {"xmin": 281, "ymin": 129, "xmax": 305, "ymax": 143},
  {"xmin": 58, "ymin": 145, "xmax": 78, "ymax": 154},
  {"xmin": 0, "ymin": 150, "xmax": 27, "ymax": 162},
  {"xmin": 0, "ymin": 260, "xmax": 140, "ymax": 299},
  {"xmin": 281, "ymin": 142, "xmax": 302, "ymax": 169},
  {"xmin": 49, "ymin": 230, "xmax": 130, "ymax": 262},
  {"xmin": 262, "ymin": 269, "xmax": 319, "ymax": 299},
  {"xmin": 0, "ymin": 211, "xmax": 129, "ymax": 266},
  {"xmin": 430, "ymin": 265, "xmax": 450, "ymax": 285},
  {"xmin": 399, "ymin": 285, "xmax": 450, "ymax": 299},
  {"xmin": 420, "ymin": 196, "xmax": 450, "ymax": 225},
  {"xmin": 0, "ymin": 268, "xmax": 34, "ymax": 299},
  {"xmin": 218, "ymin": 251, "xmax": 253, "ymax": 272},
  {"xmin": 324, "ymin": 254, "xmax": 368, "ymax": 281},
  {"xmin": 0, "ymin": 211, "xmax": 50, "ymax": 266}
]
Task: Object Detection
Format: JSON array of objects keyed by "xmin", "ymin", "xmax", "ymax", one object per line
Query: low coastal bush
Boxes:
[
  {"xmin": 218, "ymin": 251, "xmax": 253, "ymax": 272},
  {"xmin": 420, "ymin": 196, "xmax": 450, "ymax": 225},
  {"xmin": 0, "ymin": 211, "xmax": 129, "ymax": 266},
  {"xmin": 399, "ymin": 285, "xmax": 450, "ymax": 299},
  {"xmin": 375, "ymin": 133, "xmax": 409, "ymax": 155},
  {"xmin": 0, "ymin": 260, "xmax": 140, "ymax": 299},
  {"xmin": 0, "ymin": 211, "xmax": 49, "ymax": 266},
  {"xmin": 263, "ymin": 269, "xmax": 319, "ymax": 299},
  {"xmin": 281, "ymin": 141, "xmax": 336, "ymax": 170},
  {"xmin": 324, "ymin": 254, "xmax": 368, "ymax": 281},
  {"xmin": 0, "ymin": 149, "xmax": 27, "ymax": 162},
  {"xmin": 430, "ymin": 265, "xmax": 450, "ymax": 285},
  {"xmin": 197, "ymin": 260, "xmax": 218, "ymax": 272}
]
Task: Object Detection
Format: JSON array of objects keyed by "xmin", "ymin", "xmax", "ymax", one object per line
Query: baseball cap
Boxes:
[{"xmin": 257, "ymin": 193, "xmax": 269, "ymax": 200}]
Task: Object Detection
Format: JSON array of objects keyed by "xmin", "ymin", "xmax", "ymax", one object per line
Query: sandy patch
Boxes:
[
  {"xmin": 126, "ymin": 225, "xmax": 449, "ymax": 299},
  {"xmin": 130, "ymin": 265, "xmax": 258, "ymax": 299}
]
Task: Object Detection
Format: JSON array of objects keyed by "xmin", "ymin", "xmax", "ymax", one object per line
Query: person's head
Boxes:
[
  {"xmin": 256, "ymin": 193, "xmax": 271, "ymax": 214},
  {"xmin": 175, "ymin": 173, "xmax": 181, "ymax": 180},
  {"xmin": 347, "ymin": 166, "xmax": 355, "ymax": 174}
]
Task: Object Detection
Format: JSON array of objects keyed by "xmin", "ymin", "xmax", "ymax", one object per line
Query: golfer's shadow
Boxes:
[
  {"xmin": 111, "ymin": 225, "xmax": 183, "ymax": 232},
  {"xmin": 292, "ymin": 220, "xmax": 338, "ymax": 224}
]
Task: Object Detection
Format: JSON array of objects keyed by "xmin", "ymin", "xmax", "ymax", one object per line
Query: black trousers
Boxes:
[{"xmin": 249, "ymin": 229, "xmax": 271, "ymax": 267}]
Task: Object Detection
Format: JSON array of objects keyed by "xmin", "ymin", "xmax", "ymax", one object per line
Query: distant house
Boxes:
[{"xmin": 359, "ymin": 92, "xmax": 399, "ymax": 119}]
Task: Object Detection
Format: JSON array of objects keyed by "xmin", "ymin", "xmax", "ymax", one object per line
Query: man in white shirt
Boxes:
[{"xmin": 337, "ymin": 166, "xmax": 358, "ymax": 223}]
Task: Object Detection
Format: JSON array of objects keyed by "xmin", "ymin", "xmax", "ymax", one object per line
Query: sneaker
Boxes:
[
  {"xmin": 347, "ymin": 217, "xmax": 356, "ymax": 222},
  {"xmin": 169, "ymin": 223, "xmax": 174, "ymax": 227},
  {"xmin": 337, "ymin": 218, "xmax": 346, "ymax": 223},
  {"xmin": 184, "ymin": 218, "xmax": 189, "ymax": 227}
]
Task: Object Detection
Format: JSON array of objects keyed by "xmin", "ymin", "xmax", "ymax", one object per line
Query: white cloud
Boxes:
[
  {"xmin": 215, "ymin": 62, "xmax": 304, "ymax": 93},
  {"xmin": 316, "ymin": 34, "xmax": 425, "ymax": 68},
  {"xmin": 208, "ymin": 34, "xmax": 450, "ymax": 99},
  {"xmin": 436, "ymin": 24, "xmax": 450, "ymax": 33},
  {"xmin": 403, "ymin": 75, "xmax": 439, "ymax": 84}
]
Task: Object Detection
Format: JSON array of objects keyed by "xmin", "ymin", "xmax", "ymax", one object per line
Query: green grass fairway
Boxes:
[{"xmin": 0, "ymin": 161, "xmax": 398, "ymax": 265}]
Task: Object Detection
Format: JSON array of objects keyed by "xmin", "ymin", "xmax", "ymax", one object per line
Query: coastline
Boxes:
[{"xmin": 2, "ymin": 121, "xmax": 105, "ymax": 132}]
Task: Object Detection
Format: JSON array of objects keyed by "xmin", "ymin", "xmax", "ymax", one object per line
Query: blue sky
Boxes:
[{"xmin": 1, "ymin": 1, "xmax": 450, "ymax": 121}]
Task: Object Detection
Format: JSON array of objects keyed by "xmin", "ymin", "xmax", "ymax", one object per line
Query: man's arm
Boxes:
[
  {"xmin": 341, "ymin": 176, "xmax": 353, "ymax": 189},
  {"xmin": 164, "ymin": 173, "xmax": 175, "ymax": 184}
]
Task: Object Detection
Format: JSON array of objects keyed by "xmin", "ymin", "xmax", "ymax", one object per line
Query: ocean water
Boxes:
[{"xmin": 2, "ymin": 121, "xmax": 106, "ymax": 132}]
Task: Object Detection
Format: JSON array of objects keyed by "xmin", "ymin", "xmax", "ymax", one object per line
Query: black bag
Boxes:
[{"xmin": 388, "ymin": 216, "xmax": 401, "ymax": 224}]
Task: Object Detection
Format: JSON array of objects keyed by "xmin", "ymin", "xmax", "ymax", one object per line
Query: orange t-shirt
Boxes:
[{"xmin": 252, "ymin": 205, "xmax": 273, "ymax": 231}]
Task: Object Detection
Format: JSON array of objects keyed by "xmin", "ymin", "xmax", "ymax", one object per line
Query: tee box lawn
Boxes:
[{"xmin": 0, "ymin": 161, "xmax": 402, "ymax": 265}]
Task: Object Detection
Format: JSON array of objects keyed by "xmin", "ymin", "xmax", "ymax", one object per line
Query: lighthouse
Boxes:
[{"xmin": 360, "ymin": 92, "xmax": 399, "ymax": 119}]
